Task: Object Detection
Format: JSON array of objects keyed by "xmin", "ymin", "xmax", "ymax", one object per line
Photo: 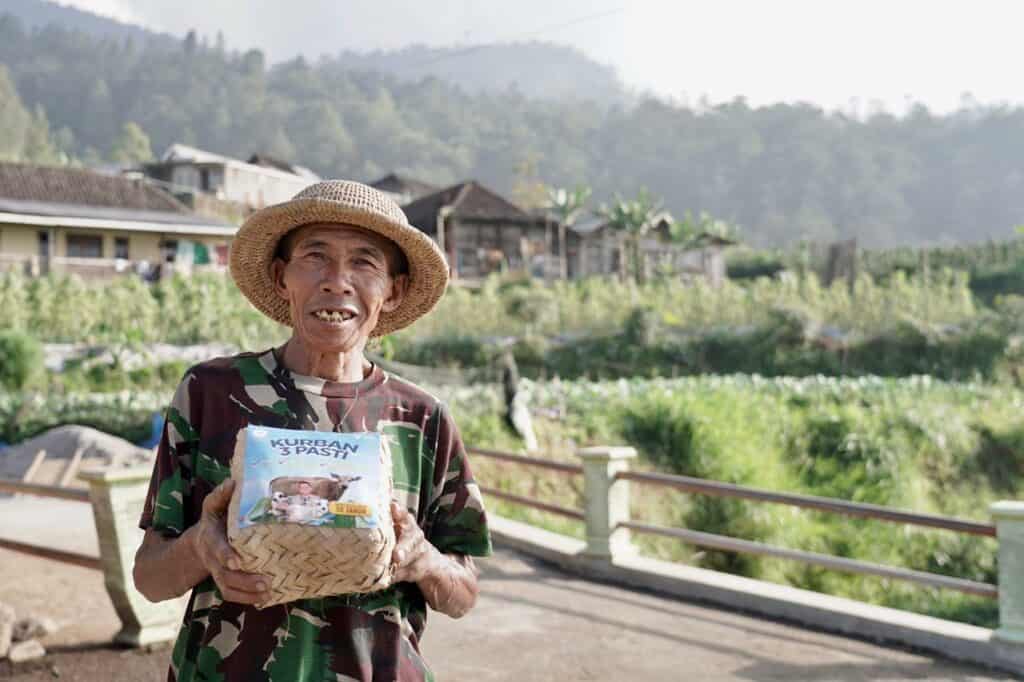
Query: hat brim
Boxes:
[{"xmin": 229, "ymin": 197, "xmax": 449, "ymax": 337}]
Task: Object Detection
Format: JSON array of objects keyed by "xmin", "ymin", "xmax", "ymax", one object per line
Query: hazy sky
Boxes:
[{"xmin": 60, "ymin": 0, "xmax": 1024, "ymax": 114}]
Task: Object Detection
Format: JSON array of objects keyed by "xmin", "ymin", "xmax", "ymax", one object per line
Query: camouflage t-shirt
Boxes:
[{"xmin": 139, "ymin": 348, "xmax": 492, "ymax": 682}]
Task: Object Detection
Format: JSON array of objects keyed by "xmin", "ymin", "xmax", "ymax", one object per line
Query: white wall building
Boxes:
[{"xmin": 144, "ymin": 144, "xmax": 320, "ymax": 210}]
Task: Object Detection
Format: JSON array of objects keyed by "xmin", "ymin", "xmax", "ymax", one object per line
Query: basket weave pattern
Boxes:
[{"xmin": 227, "ymin": 432, "xmax": 396, "ymax": 607}]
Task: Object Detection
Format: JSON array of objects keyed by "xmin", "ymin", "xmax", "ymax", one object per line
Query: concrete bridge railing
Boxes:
[{"xmin": 471, "ymin": 445, "xmax": 1024, "ymax": 676}]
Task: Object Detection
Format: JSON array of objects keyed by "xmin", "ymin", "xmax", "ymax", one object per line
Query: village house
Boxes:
[
  {"xmin": 401, "ymin": 180, "xmax": 558, "ymax": 279},
  {"xmin": 368, "ymin": 173, "xmax": 439, "ymax": 206},
  {"xmin": 0, "ymin": 161, "xmax": 236, "ymax": 280},
  {"xmin": 567, "ymin": 216, "xmax": 735, "ymax": 286},
  {"xmin": 141, "ymin": 144, "xmax": 319, "ymax": 213}
]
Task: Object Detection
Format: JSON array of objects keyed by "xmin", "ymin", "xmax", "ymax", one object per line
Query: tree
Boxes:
[
  {"xmin": 287, "ymin": 101, "xmax": 354, "ymax": 173},
  {"xmin": 80, "ymin": 78, "xmax": 116, "ymax": 151},
  {"xmin": 0, "ymin": 65, "xmax": 31, "ymax": 160},
  {"xmin": 669, "ymin": 210, "xmax": 742, "ymax": 246},
  {"xmin": 545, "ymin": 185, "xmax": 592, "ymax": 279},
  {"xmin": 23, "ymin": 105, "xmax": 62, "ymax": 164},
  {"xmin": 598, "ymin": 189, "xmax": 664, "ymax": 284},
  {"xmin": 109, "ymin": 121, "xmax": 154, "ymax": 165},
  {"xmin": 0, "ymin": 67, "xmax": 63, "ymax": 164}
]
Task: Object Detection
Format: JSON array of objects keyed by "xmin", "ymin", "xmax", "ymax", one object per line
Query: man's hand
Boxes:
[
  {"xmin": 192, "ymin": 479, "xmax": 271, "ymax": 605},
  {"xmin": 389, "ymin": 501, "xmax": 480, "ymax": 618},
  {"xmin": 390, "ymin": 501, "xmax": 439, "ymax": 583}
]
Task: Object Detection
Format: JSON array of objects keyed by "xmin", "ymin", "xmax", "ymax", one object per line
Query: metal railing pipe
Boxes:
[
  {"xmin": 469, "ymin": 447, "xmax": 584, "ymax": 475},
  {"xmin": 621, "ymin": 521, "xmax": 998, "ymax": 598},
  {"xmin": 618, "ymin": 470, "xmax": 996, "ymax": 537},
  {"xmin": 479, "ymin": 485, "xmax": 585, "ymax": 521}
]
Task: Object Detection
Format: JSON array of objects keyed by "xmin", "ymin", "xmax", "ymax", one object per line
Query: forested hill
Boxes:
[
  {"xmin": 0, "ymin": 0, "xmax": 625, "ymax": 103},
  {"xmin": 0, "ymin": 0, "xmax": 177, "ymax": 48},
  {"xmin": 335, "ymin": 43, "xmax": 625, "ymax": 104},
  {"xmin": 2, "ymin": 9, "xmax": 1024, "ymax": 247}
]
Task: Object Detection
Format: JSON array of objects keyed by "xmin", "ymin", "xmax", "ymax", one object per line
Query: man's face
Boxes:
[
  {"xmin": 297, "ymin": 482, "xmax": 313, "ymax": 495},
  {"xmin": 272, "ymin": 223, "xmax": 408, "ymax": 354}
]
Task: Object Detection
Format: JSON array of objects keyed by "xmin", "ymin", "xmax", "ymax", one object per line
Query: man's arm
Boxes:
[
  {"xmin": 390, "ymin": 502, "xmax": 480, "ymax": 619},
  {"xmin": 133, "ymin": 525, "xmax": 207, "ymax": 602},
  {"xmin": 134, "ymin": 479, "xmax": 271, "ymax": 605}
]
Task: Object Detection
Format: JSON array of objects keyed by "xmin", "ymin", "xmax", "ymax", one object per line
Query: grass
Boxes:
[{"xmin": 443, "ymin": 374, "xmax": 1015, "ymax": 628}]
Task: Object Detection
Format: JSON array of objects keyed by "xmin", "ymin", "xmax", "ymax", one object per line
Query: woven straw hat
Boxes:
[{"xmin": 229, "ymin": 180, "xmax": 448, "ymax": 337}]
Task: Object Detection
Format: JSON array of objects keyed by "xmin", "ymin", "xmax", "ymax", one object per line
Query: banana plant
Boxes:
[
  {"xmin": 668, "ymin": 210, "xmax": 741, "ymax": 247},
  {"xmin": 545, "ymin": 185, "xmax": 592, "ymax": 279},
  {"xmin": 597, "ymin": 189, "xmax": 664, "ymax": 284}
]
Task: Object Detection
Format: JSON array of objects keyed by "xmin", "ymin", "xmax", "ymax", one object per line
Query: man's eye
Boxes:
[{"xmin": 304, "ymin": 251, "xmax": 326, "ymax": 261}]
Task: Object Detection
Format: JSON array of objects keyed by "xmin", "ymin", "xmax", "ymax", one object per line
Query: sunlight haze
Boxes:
[{"xmin": 55, "ymin": 0, "xmax": 1024, "ymax": 114}]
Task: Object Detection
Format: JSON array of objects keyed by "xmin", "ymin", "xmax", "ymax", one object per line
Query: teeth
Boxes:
[{"xmin": 314, "ymin": 310, "xmax": 355, "ymax": 322}]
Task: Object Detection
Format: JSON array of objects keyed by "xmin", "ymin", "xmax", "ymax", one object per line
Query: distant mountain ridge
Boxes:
[
  {"xmin": 0, "ymin": 0, "xmax": 177, "ymax": 47},
  {"xmin": 334, "ymin": 43, "xmax": 626, "ymax": 104},
  {"xmin": 0, "ymin": 0, "xmax": 627, "ymax": 104}
]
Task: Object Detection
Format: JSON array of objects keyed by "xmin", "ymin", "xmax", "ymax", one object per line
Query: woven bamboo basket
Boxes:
[{"xmin": 227, "ymin": 428, "xmax": 396, "ymax": 607}]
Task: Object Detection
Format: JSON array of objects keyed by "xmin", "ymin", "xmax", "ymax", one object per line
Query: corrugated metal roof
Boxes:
[
  {"xmin": 0, "ymin": 198, "xmax": 231, "ymax": 227},
  {"xmin": 0, "ymin": 208, "xmax": 237, "ymax": 236}
]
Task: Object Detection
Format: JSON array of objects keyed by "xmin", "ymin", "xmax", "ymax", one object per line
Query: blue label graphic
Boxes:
[{"xmin": 237, "ymin": 426, "xmax": 383, "ymax": 530}]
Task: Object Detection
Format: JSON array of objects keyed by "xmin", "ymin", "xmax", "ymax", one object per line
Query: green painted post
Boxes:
[
  {"xmin": 79, "ymin": 465, "xmax": 185, "ymax": 647},
  {"xmin": 577, "ymin": 446, "xmax": 637, "ymax": 560},
  {"xmin": 992, "ymin": 501, "xmax": 1024, "ymax": 644}
]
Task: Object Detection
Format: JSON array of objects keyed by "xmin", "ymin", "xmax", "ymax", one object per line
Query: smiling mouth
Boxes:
[{"xmin": 312, "ymin": 307, "xmax": 358, "ymax": 323}]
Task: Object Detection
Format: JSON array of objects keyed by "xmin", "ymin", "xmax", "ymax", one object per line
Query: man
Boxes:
[
  {"xmin": 133, "ymin": 180, "xmax": 491, "ymax": 681},
  {"xmin": 292, "ymin": 480, "xmax": 318, "ymax": 506}
]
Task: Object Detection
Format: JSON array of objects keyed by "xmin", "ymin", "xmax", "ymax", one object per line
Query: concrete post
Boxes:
[
  {"xmin": 992, "ymin": 501, "xmax": 1024, "ymax": 644},
  {"xmin": 79, "ymin": 465, "xmax": 185, "ymax": 647},
  {"xmin": 577, "ymin": 446, "xmax": 637, "ymax": 560}
]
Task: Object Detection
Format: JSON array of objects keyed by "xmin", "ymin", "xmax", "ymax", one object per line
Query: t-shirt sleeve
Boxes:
[
  {"xmin": 422, "ymin": 403, "xmax": 492, "ymax": 557},
  {"xmin": 139, "ymin": 371, "xmax": 201, "ymax": 537}
]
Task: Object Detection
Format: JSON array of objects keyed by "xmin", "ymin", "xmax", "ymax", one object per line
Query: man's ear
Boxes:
[
  {"xmin": 271, "ymin": 258, "xmax": 289, "ymax": 302},
  {"xmin": 381, "ymin": 273, "xmax": 409, "ymax": 313}
]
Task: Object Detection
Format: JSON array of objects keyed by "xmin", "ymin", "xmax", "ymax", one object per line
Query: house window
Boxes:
[
  {"xmin": 114, "ymin": 237, "xmax": 130, "ymax": 260},
  {"xmin": 66, "ymin": 234, "xmax": 103, "ymax": 258},
  {"xmin": 200, "ymin": 168, "xmax": 211, "ymax": 192},
  {"xmin": 37, "ymin": 231, "xmax": 49, "ymax": 258}
]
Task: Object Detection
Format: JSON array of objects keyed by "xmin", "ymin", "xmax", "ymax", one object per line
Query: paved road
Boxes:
[
  {"xmin": 0, "ymin": 498, "xmax": 1014, "ymax": 681},
  {"xmin": 426, "ymin": 550, "xmax": 1012, "ymax": 681}
]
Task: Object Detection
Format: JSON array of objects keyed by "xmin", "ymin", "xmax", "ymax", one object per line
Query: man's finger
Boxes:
[
  {"xmin": 390, "ymin": 501, "xmax": 409, "ymax": 525},
  {"xmin": 218, "ymin": 583, "xmax": 268, "ymax": 606},
  {"xmin": 218, "ymin": 569, "xmax": 270, "ymax": 595},
  {"xmin": 203, "ymin": 479, "xmax": 235, "ymax": 514}
]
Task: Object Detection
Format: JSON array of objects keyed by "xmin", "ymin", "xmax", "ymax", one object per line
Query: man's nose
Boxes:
[{"xmin": 320, "ymin": 262, "xmax": 355, "ymax": 295}]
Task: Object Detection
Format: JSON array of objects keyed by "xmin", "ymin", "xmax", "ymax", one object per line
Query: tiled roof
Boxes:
[
  {"xmin": 402, "ymin": 181, "xmax": 533, "ymax": 232},
  {"xmin": 0, "ymin": 162, "xmax": 189, "ymax": 213}
]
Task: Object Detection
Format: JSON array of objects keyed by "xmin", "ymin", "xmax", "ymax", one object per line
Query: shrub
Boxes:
[
  {"xmin": 393, "ymin": 335, "xmax": 493, "ymax": 369},
  {"xmin": 0, "ymin": 331, "xmax": 42, "ymax": 390}
]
